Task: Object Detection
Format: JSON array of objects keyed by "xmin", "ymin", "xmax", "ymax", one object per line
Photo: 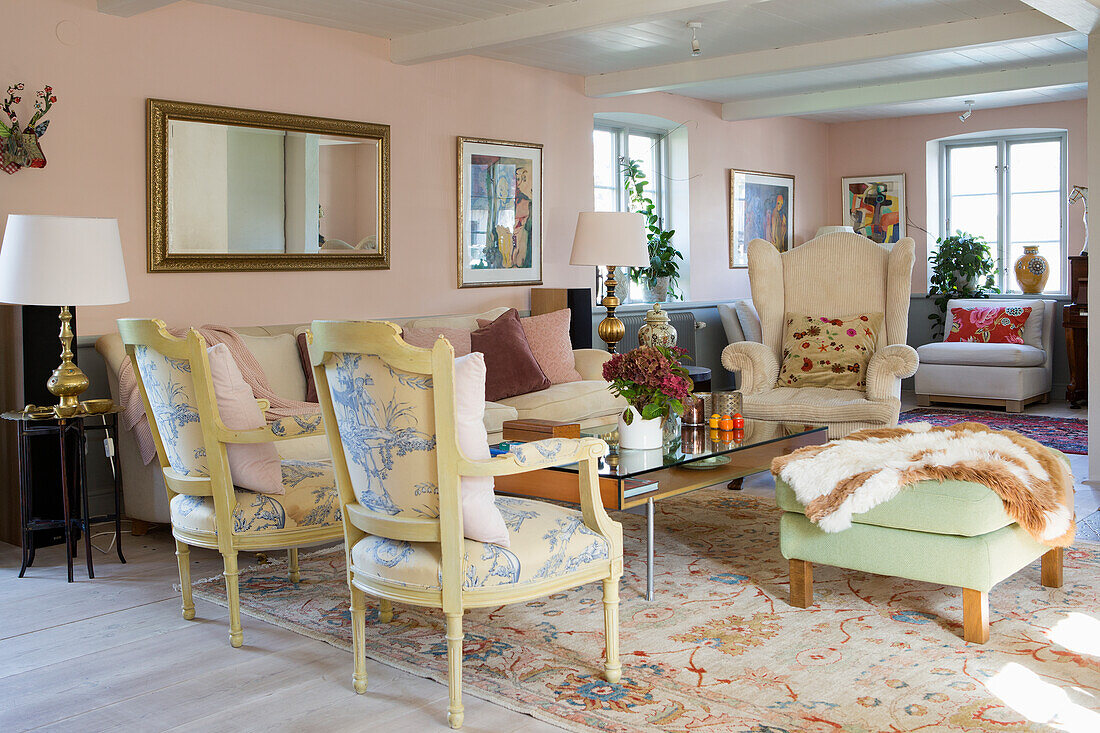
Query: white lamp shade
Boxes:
[
  {"xmin": 0, "ymin": 215, "xmax": 130, "ymax": 306},
  {"xmin": 570, "ymin": 212, "xmax": 649, "ymax": 268},
  {"xmin": 815, "ymin": 225, "xmax": 856, "ymax": 238}
]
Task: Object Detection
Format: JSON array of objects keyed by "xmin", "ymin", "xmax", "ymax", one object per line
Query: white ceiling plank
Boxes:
[
  {"xmin": 97, "ymin": 0, "xmax": 179, "ymax": 15},
  {"xmin": 721, "ymin": 61, "xmax": 1088, "ymax": 120},
  {"xmin": 586, "ymin": 8, "xmax": 1074, "ymax": 97},
  {"xmin": 389, "ymin": 0, "xmax": 759, "ymax": 64},
  {"xmin": 1019, "ymin": 0, "xmax": 1100, "ymax": 33}
]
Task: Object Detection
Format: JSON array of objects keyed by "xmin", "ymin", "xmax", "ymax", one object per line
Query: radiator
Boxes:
[{"xmin": 617, "ymin": 310, "xmax": 699, "ymax": 357}]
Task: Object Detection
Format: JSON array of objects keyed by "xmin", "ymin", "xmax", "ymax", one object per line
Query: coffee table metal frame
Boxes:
[{"xmin": 494, "ymin": 421, "xmax": 827, "ymax": 600}]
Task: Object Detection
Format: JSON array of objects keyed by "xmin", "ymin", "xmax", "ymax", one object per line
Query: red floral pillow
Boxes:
[{"xmin": 945, "ymin": 306, "xmax": 1031, "ymax": 344}]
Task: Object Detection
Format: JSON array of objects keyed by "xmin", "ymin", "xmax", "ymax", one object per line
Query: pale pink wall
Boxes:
[
  {"xmin": 826, "ymin": 99, "xmax": 1087, "ymax": 290},
  {"xmin": 318, "ymin": 145, "xmax": 359, "ymax": 245},
  {"xmin": 1, "ymin": 0, "xmax": 830, "ymax": 334}
]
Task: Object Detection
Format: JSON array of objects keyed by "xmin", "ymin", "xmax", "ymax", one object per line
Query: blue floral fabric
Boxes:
[
  {"xmin": 132, "ymin": 345, "xmax": 207, "ymax": 476},
  {"xmin": 349, "ymin": 496, "xmax": 610, "ymax": 591},
  {"xmin": 169, "ymin": 459, "xmax": 341, "ymax": 535}
]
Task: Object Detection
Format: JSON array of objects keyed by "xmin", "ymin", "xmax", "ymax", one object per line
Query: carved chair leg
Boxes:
[
  {"xmin": 789, "ymin": 559, "xmax": 813, "ymax": 608},
  {"xmin": 378, "ymin": 597, "xmax": 393, "ymax": 624},
  {"xmin": 175, "ymin": 540, "xmax": 195, "ymax": 620},
  {"xmin": 288, "ymin": 548, "xmax": 300, "ymax": 584},
  {"xmin": 962, "ymin": 588, "xmax": 989, "ymax": 644},
  {"xmin": 223, "ymin": 551, "xmax": 243, "ymax": 648},
  {"xmin": 445, "ymin": 612, "xmax": 464, "ymax": 729},
  {"xmin": 1041, "ymin": 547, "xmax": 1064, "ymax": 588},
  {"xmin": 601, "ymin": 575, "xmax": 622, "ymax": 683},
  {"xmin": 350, "ymin": 585, "xmax": 368, "ymax": 694}
]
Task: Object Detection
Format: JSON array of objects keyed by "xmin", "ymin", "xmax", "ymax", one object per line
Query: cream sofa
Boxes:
[{"xmin": 95, "ymin": 307, "xmax": 624, "ymax": 524}]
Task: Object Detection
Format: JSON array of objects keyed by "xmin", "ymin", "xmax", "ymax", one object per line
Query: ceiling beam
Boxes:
[
  {"xmin": 97, "ymin": 0, "xmax": 179, "ymax": 16},
  {"xmin": 1020, "ymin": 1, "xmax": 1100, "ymax": 33},
  {"xmin": 586, "ymin": 9, "xmax": 1073, "ymax": 97},
  {"xmin": 720, "ymin": 61, "xmax": 1087, "ymax": 121},
  {"xmin": 389, "ymin": 0, "xmax": 759, "ymax": 65}
]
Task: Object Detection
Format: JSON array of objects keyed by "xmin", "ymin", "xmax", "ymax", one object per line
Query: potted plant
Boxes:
[
  {"xmin": 602, "ymin": 344, "xmax": 693, "ymax": 449},
  {"xmin": 621, "ymin": 158, "xmax": 683, "ymax": 301},
  {"xmin": 927, "ymin": 230, "xmax": 1000, "ymax": 339}
]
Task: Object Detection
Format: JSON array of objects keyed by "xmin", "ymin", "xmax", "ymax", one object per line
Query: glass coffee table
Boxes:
[{"xmin": 493, "ymin": 419, "xmax": 827, "ymax": 600}]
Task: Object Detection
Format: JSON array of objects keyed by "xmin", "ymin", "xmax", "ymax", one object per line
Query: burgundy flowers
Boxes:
[{"xmin": 603, "ymin": 345, "xmax": 693, "ymax": 422}]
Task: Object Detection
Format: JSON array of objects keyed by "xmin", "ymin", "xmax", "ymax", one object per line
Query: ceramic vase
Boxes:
[
  {"xmin": 617, "ymin": 406, "xmax": 663, "ymax": 450},
  {"xmin": 637, "ymin": 303, "xmax": 678, "ymax": 349},
  {"xmin": 1013, "ymin": 246, "xmax": 1050, "ymax": 294}
]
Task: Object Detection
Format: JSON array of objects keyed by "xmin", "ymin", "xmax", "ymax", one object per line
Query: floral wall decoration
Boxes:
[{"xmin": 1, "ymin": 83, "xmax": 56, "ymax": 174}]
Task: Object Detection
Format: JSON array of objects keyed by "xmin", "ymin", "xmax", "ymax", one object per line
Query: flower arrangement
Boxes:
[{"xmin": 602, "ymin": 344, "xmax": 693, "ymax": 424}]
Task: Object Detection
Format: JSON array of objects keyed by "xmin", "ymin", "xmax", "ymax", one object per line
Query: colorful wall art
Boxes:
[
  {"xmin": 729, "ymin": 169, "xmax": 795, "ymax": 267},
  {"xmin": 842, "ymin": 174, "xmax": 906, "ymax": 244}
]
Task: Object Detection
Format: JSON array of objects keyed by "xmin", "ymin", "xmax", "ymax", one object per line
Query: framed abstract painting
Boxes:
[
  {"xmin": 729, "ymin": 169, "xmax": 795, "ymax": 268},
  {"xmin": 842, "ymin": 174, "xmax": 906, "ymax": 244},
  {"xmin": 457, "ymin": 136, "xmax": 543, "ymax": 288}
]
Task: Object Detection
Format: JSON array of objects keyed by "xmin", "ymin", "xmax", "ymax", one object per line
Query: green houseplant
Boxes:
[
  {"xmin": 621, "ymin": 158, "xmax": 683, "ymax": 301},
  {"xmin": 927, "ymin": 230, "xmax": 1000, "ymax": 339}
]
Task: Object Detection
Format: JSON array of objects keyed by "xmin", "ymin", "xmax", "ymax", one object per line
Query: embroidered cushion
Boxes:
[
  {"xmin": 349, "ymin": 496, "xmax": 609, "ymax": 591},
  {"xmin": 479, "ymin": 308, "xmax": 581, "ymax": 385},
  {"xmin": 400, "ymin": 326, "xmax": 472, "ymax": 357},
  {"xmin": 470, "ymin": 308, "xmax": 551, "ymax": 401},
  {"xmin": 208, "ymin": 343, "xmax": 283, "ymax": 495},
  {"xmin": 945, "ymin": 306, "xmax": 1032, "ymax": 345},
  {"xmin": 169, "ymin": 459, "xmax": 341, "ymax": 534},
  {"xmin": 777, "ymin": 313, "xmax": 882, "ymax": 390},
  {"xmin": 454, "ymin": 352, "xmax": 510, "ymax": 546}
]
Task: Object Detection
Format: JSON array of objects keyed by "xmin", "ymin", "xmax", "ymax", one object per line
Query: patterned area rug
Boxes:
[
  {"xmin": 192, "ymin": 492, "xmax": 1100, "ymax": 732},
  {"xmin": 900, "ymin": 408, "xmax": 1088, "ymax": 454}
]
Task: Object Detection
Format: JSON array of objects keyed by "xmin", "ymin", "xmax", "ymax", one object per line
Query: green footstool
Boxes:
[{"xmin": 775, "ymin": 467, "xmax": 1068, "ymax": 644}]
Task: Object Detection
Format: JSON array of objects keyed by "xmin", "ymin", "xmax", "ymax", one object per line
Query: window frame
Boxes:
[
  {"xmin": 939, "ymin": 130, "xmax": 1068, "ymax": 295},
  {"xmin": 593, "ymin": 121, "xmax": 671, "ymax": 226}
]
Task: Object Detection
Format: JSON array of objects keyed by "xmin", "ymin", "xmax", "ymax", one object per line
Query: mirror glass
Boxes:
[{"xmin": 167, "ymin": 121, "xmax": 380, "ymax": 255}]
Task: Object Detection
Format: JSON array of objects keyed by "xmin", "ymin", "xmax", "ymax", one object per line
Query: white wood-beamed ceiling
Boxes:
[{"xmin": 99, "ymin": 0, "xmax": 1091, "ymax": 121}]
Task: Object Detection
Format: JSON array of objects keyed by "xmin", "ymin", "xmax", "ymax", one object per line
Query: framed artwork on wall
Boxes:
[
  {"xmin": 842, "ymin": 173, "xmax": 906, "ymax": 244},
  {"xmin": 457, "ymin": 136, "xmax": 543, "ymax": 288},
  {"xmin": 729, "ymin": 169, "xmax": 795, "ymax": 268}
]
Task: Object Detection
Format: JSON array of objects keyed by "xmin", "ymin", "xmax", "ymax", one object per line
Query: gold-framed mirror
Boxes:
[{"xmin": 147, "ymin": 99, "xmax": 390, "ymax": 272}]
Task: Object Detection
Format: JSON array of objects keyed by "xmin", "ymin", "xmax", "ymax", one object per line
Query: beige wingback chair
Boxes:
[
  {"xmin": 721, "ymin": 233, "xmax": 919, "ymax": 437},
  {"xmin": 118, "ymin": 319, "xmax": 343, "ymax": 648},
  {"xmin": 308, "ymin": 321, "xmax": 624, "ymax": 729}
]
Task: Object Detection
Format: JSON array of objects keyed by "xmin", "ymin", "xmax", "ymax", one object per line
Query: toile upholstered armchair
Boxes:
[
  {"xmin": 721, "ymin": 233, "xmax": 919, "ymax": 437},
  {"xmin": 119, "ymin": 319, "xmax": 343, "ymax": 648},
  {"xmin": 308, "ymin": 320, "xmax": 624, "ymax": 730}
]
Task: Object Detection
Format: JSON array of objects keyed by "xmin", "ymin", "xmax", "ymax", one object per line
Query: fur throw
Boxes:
[{"xmin": 772, "ymin": 422, "xmax": 1075, "ymax": 547}]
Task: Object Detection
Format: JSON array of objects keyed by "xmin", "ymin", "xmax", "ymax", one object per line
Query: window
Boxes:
[
  {"xmin": 593, "ymin": 121, "xmax": 672, "ymax": 301},
  {"xmin": 941, "ymin": 132, "xmax": 1067, "ymax": 294}
]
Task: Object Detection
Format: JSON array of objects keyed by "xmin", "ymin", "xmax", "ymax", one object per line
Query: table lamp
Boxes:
[
  {"xmin": 570, "ymin": 212, "xmax": 649, "ymax": 353},
  {"xmin": 0, "ymin": 215, "xmax": 130, "ymax": 417},
  {"xmin": 815, "ymin": 225, "xmax": 855, "ymax": 238}
]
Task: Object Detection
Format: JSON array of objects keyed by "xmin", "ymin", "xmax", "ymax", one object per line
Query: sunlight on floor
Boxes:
[
  {"xmin": 987, "ymin": 662, "xmax": 1100, "ymax": 732},
  {"xmin": 1047, "ymin": 613, "xmax": 1100, "ymax": 657}
]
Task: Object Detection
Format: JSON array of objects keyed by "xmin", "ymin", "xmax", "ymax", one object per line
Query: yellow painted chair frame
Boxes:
[
  {"xmin": 119, "ymin": 319, "xmax": 344, "ymax": 647},
  {"xmin": 308, "ymin": 321, "xmax": 624, "ymax": 729}
]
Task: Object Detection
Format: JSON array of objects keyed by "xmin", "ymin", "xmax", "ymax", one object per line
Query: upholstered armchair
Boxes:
[
  {"xmin": 721, "ymin": 233, "xmax": 919, "ymax": 437},
  {"xmin": 118, "ymin": 319, "xmax": 343, "ymax": 648},
  {"xmin": 308, "ymin": 320, "xmax": 624, "ymax": 730}
]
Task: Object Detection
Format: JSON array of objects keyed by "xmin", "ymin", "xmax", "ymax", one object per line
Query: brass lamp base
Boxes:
[
  {"xmin": 598, "ymin": 265, "xmax": 626, "ymax": 353},
  {"xmin": 28, "ymin": 306, "xmax": 91, "ymax": 418}
]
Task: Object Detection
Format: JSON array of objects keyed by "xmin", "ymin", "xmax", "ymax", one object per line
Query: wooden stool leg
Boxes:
[
  {"xmin": 789, "ymin": 559, "xmax": 813, "ymax": 608},
  {"xmin": 962, "ymin": 588, "xmax": 989, "ymax": 644},
  {"xmin": 1041, "ymin": 547, "xmax": 1063, "ymax": 588}
]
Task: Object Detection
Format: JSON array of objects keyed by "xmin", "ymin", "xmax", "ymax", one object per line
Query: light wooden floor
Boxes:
[{"xmin": 3, "ymin": 394, "xmax": 1094, "ymax": 732}]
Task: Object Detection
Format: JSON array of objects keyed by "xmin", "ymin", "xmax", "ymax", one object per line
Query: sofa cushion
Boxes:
[
  {"xmin": 735, "ymin": 300, "xmax": 762, "ymax": 343},
  {"xmin": 743, "ymin": 387, "xmax": 897, "ymax": 425},
  {"xmin": 484, "ymin": 402, "xmax": 520, "ymax": 434},
  {"xmin": 777, "ymin": 313, "xmax": 882, "ymax": 390},
  {"xmin": 498, "ymin": 380, "xmax": 625, "ymax": 423},
  {"xmin": 409, "ymin": 306, "xmax": 510, "ymax": 334},
  {"xmin": 917, "ymin": 341, "xmax": 1045, "ymax": 367},
  {"xmin": 239, "ymin": 332, "xmax": 307, "ymax": 401},
  {"xmin": 295, "ymin": 333, "xmax": 319, "ymax": 402},
  {"xmin": 471, "ymin": 309, "xmax": 551, "ymax": 401},
  {"xmin": 945, "ymin": 305, "xmax": 1031, "ymax": 345},
  {"xmin": 453, "ymin": 353, "xmax": 509, "ymax": 546},
  {"xmin": 481, "ymin": 308, "xmax": 582, "ymax": 385},
  {"xmin": 946, "ymin": 298, "xmax": 1044, "ymax": 349},
  {"xmin": 776, "ymin": 477, "xmax": 1015, "ymax": 536},
  {"xmin": 400, "ymin": 326, "xmax": 472, "ymax": 356}
]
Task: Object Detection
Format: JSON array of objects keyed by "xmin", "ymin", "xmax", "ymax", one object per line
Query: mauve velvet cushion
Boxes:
[
  {"xmin": 470, "ymin": 309, "xmax": 551, "ymax": 402},
  {"xmin": 478, "ymin": 308, "xmax": 582, "ymax": 385},
  {"xmin": 295, "ymin": 333, "xmax": 319, "ymax": 403},
  {"xmin": 400, "ymin": 326, "xmax": 472, "ymax": 356}
]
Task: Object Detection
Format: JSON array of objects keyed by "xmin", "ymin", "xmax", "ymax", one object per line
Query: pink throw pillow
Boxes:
[
  {"xmin": 453, "ymin": 352, "xmax": 509, "ymax": 547},
  {"xmin": 207, "ymin": 343, "xmax": 284, "ymax": 495},
  {"xmin": 400, "ymin": 326, "xmax": 472, "ymax": 356},
  {"xmin": 477, "ymin": 308, "xmax": 581, "ymax": 385}
]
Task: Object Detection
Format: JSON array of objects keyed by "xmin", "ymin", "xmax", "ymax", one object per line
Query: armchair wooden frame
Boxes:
[
  {"xmin": 308, "ymin": 321, "xmax": 624, "ymax": 729},
  {"xmin": 118, "ymin": 319, "xmax": 344, "ymax": 648}
]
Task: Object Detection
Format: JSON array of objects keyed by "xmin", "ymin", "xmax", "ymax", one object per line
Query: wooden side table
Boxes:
[{"xmin": 3, "ymin": 407, "xmax": 126, "ymax": 582}]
